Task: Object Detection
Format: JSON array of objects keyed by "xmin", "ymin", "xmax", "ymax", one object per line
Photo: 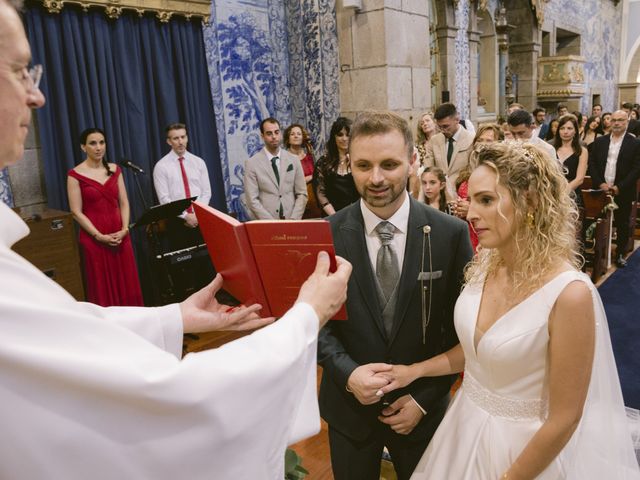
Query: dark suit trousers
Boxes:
[{"xmin": 327, "ymin": 395, "xmax": 448, "ymax": 480}]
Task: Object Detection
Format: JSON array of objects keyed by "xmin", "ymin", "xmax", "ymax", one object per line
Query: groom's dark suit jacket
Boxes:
[{"xmin": 318, "ymin": 197, "xmax": 473, "ymax": 442}]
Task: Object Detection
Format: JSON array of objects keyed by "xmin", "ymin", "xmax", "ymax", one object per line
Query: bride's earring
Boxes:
[{"xmin": 526, "ymin": 211, "xmax": 535, "ymax": 228}]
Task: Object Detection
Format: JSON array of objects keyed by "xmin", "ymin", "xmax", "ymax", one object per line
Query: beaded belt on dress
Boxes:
[{"xmin": 462, "ymin": 372, "xmax": 548, "ymax": 420}]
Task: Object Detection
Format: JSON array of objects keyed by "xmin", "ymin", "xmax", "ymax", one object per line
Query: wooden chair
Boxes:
[{"xmin": 581, "ymin": 177, "xmax": 613, "ymax": 283}]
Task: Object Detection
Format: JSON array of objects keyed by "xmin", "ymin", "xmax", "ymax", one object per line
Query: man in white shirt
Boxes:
[
  {"xmin": 507, "ymin": 109, "xmax": 558, "ymax": 161},
  {"xmin": 153, "ymin": 123, "xmax": 214, "ymax": 297},
  {"xmin": 243, "ymin": 117, "xmax": 307, "ymax": 220},
  {"xmin": 588, "ymin": 110, "xmax": 640, "ymax": 267},
  {"xmin": 153, "ymin": 123, "xmax": 211, "ymax": 231},
  {"xmin": 0, "ymin": 3, "xmax": 353, "ymax": 477}
]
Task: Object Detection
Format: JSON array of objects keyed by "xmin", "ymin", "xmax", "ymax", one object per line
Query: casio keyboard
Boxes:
[{"xmin": 157, "ymin": 244, "xmax": 209, "ymax": 265}]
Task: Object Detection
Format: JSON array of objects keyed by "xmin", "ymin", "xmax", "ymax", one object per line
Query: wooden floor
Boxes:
[{"xmin": 183, "ymin": 240, "xmax": 637, "ymax": 479}]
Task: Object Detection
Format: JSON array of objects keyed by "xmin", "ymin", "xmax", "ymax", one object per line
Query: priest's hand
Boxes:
[
  {"xmin": 179, "ymin": 274, "xmax": 274, "ymax": 334},
  {"xmin": 378, "ymin": 395, "xmax": 424, "ymax": 435},
  {"xmin": 295, "ymin": 251, "xmax": 352, "ymax": 328},
  {"xmin": 347, "ymin": 363, "xmax": 393, "ymax": 405}
]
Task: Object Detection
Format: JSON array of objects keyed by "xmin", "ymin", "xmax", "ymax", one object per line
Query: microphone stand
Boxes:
[
  {"xmin": 125, "ymin": 167, "xmax": 166, "ymax": 305},
  {"xmin": 130, "ymin": 168, "xmax": 149, "ymax": 213}
]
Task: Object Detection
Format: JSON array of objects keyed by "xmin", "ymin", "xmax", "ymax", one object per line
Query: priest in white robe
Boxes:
[{"xmin": 0, "ymin": 2, "xmax": 352, "ymax": 477}]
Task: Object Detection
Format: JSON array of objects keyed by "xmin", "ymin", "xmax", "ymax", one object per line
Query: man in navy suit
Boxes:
[
  {"xmin": 318, "ymin": 111, "xmax": 473, "ymax": 479},
  {"xmin": 588, "ymin": 110, "xmax": 640, "ymax": 267}
]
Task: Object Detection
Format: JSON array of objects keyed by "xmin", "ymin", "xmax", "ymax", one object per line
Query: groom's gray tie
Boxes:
[{"xmin": 375, "ymin": 220, "xmax": 400, "ymax": 304}]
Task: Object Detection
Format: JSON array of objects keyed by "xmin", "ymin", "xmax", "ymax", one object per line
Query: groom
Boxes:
[{"xmin": 318, "ymin": 111, "xmax": 473, "ymax": 479}]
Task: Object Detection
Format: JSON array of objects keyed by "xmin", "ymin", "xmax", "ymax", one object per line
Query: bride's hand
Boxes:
[{"xmin": 374, "ymin": 364, "xmax": 418, "ymax": 396}]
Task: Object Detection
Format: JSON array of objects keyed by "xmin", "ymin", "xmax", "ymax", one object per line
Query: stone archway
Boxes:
[
  {"xmin": 619, "ymin": 38, "xmax": 640, "ymax": 104},
  {"xmin": 623, "ymin": 37, "xmax": 640, "ymax": 84}
]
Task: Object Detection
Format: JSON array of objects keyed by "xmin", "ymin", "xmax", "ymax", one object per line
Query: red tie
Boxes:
[{"xmin": 178, "ymin": 156, "xmax": 194, "ymax": 213}]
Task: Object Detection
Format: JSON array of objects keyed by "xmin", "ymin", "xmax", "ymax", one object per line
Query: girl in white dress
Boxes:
[{"xmin": 376, "ymin": 142, "xmax": 640, "ymax": 479}]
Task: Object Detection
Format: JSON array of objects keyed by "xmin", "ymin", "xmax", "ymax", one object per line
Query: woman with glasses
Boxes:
[{"xmin": 67, "ymin": 127, "xmax": 143, "ymax": 307}]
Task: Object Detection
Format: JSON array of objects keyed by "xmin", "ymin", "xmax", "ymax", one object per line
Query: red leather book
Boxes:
[{"xmin": 194, "ymin": 202, "xmax": 347, "ymax": 320}]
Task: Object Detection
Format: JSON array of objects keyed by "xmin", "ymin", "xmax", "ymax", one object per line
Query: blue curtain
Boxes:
[{"xmin": 24, "ymin": 3, "xmax": 226, "ymax": 303}]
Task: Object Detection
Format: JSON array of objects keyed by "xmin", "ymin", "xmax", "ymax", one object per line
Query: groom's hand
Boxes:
[
  {"xmin": 378, "ymin": 395, "xmax": 424, "ymax": 435},
  {"xmin": 346, "ymin": 363, "xmax": 393, "ymax": 405}
]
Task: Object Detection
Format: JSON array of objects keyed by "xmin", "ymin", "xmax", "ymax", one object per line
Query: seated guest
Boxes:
[
  {"xmin": 67, "ymin": 128, "xmax": 143, "ymax": 307},
  {"xmin": 314, "ymin": 117, "xmax": 359, "ymax": 216},
  {"xmin": 553, "ymin": 114, "xmax": 588, "ymax": 207},
  {"xmin": 243, "ymin": 117, "xmax": 308, "ymax": 220},
  {"xmin": 284, "ymin": 123, "xmax": 322, "ymax": 218}
]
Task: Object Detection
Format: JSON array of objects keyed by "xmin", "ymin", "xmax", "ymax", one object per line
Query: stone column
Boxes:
[
  {"xmin": 505, "ymin": 3, "xmax": 540, "ymax": 110},
  {"xmin": 495, "ymin": 7, "xmax": 514, "ymax": 117},
  {"xmin": 468, "ymin": 14, "xmax": 480, "ymax": 122},
  {"xmin": 336, "ymin": 0, "xmax": 431, "ymax": 124},
  {"xmin": 431, "ymin": 0, "xmax": 457, "ymax": 105}
]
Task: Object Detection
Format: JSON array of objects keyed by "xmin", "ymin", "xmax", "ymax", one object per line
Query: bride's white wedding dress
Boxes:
[{"xmin": 411, "ymin": 270, "xmax": 640, "ymax": 479}]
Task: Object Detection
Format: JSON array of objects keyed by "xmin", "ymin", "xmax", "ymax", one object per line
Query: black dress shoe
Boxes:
[{"xmin": 616, "ymin": 255, "xmax": 628, "ymax": 268}]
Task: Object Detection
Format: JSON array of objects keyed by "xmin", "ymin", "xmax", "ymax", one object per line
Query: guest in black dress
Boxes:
[
  {"xmin": 553, "ymin": 114, "xmax": 588, "ymax": 207},
  {"xmin": 581, "ymin": 116, "xmax": 601, "ymax": 147},
  {"xmin": 314, "ymin": 117, "xmax": 359, "ymax": 216}
]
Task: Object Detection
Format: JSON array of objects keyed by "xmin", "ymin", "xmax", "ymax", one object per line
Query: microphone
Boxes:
[{"xmin": 120, "ymin": 158, "xmax": 145, "ymax": 174}]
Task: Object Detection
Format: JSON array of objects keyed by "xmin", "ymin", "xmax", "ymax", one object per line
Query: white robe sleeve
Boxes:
[
  {"xmin": 76, "ymin": 302, "xmax": 183, "ymax": 358},
  {"xmin": 1, "ymin": 238, "xmax": 321, "ymax": 479}
]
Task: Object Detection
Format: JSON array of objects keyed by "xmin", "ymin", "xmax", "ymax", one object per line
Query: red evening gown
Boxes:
[{"xmin": 68, "ymin": 167, "xmax": 144, "ymax": 306}]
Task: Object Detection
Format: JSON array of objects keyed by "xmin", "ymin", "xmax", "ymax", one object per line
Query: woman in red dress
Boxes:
[{"xmin": 67, "ymin": 128, "xmax": 143, "ymax": 306}]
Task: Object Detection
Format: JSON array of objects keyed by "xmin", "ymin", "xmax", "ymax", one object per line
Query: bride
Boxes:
[{"xmin": 375, "ymin": 142, "xmax": 640, "ymax": 479}]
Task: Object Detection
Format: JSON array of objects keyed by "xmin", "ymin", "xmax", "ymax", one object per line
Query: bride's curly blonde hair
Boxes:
[{"xmin": 464, "ymin": 142, "xmax": 581, "ymax": 294}]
